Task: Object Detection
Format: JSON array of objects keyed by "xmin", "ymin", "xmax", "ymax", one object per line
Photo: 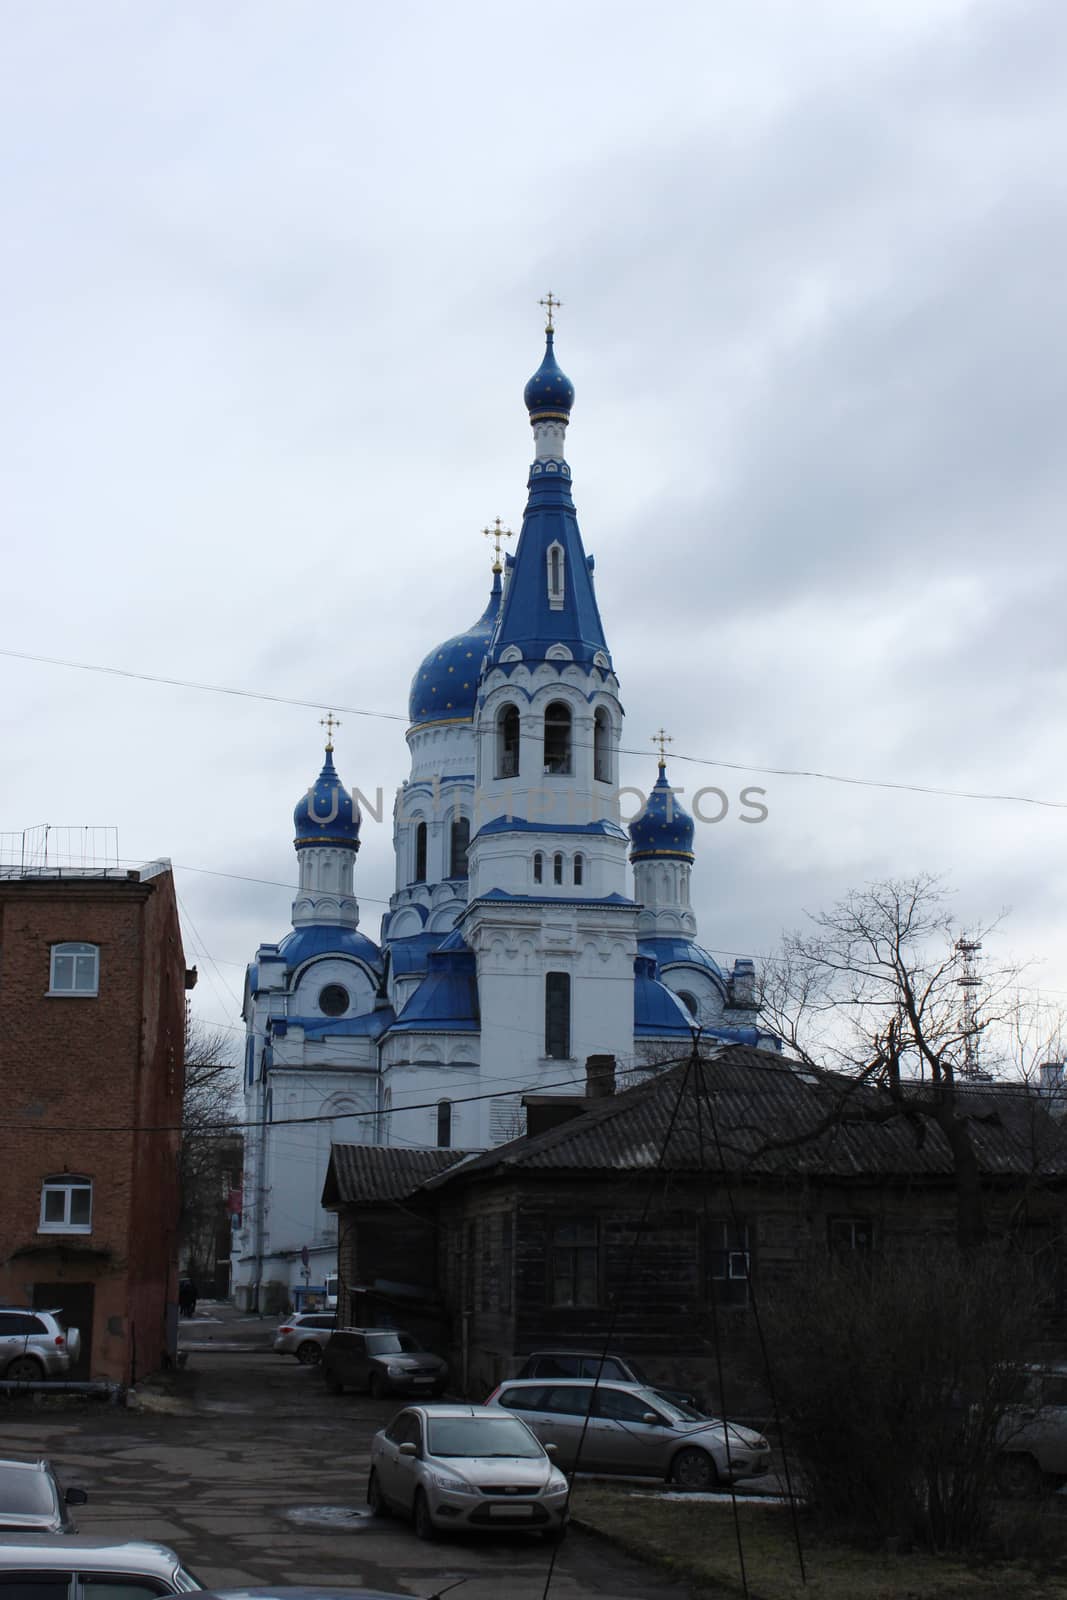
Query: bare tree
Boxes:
[
  {"xmin": 759, "ymin": 874, "xmax": 1039, "ymax": 1247},
  {"xmin": 180, "ymin": 1013, "xmax": 241, "ymax": 1283}
]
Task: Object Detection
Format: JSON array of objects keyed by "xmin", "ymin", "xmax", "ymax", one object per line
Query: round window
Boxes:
[
  {"xmin": 677, "ymin": 990, "xmax": 699, "ymax": 1017},
  {"xmin": 318, "ymin": 984, "xmax": 349, "ymax": 1017}
]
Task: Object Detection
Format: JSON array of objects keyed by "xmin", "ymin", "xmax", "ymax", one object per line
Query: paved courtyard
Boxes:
[{"xmin": 0, "ymin": 1316, "xmax": 701, "ymax": 1600}]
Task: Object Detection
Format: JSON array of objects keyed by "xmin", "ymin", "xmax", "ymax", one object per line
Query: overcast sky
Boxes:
[{"xmin": 2, "ymin": 0, "xmax": 1065, "ymax": 1054}]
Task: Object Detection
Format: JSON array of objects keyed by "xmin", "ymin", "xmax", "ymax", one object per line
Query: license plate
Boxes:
[
  {"xmin": 489, "ymin": 1503, "xmax": 534, "ymax": 1518},
  {"xmin": 411, "ymin": 1379, "xmax": 434, "ymax": 1387}
]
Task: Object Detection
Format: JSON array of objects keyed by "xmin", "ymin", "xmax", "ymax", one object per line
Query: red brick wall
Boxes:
[{"xmin": 0, "ymin": 870, "xmax": 188, "ymax": 1383}]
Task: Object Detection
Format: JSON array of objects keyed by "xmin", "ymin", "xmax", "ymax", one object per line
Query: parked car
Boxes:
[
  {"xmin": 514, "ymin": 1349, "xmax": 705, "ymax": 1412},
  {"xmin": 367, "ymin": 1403, "xmax": 569, "ymax": 1541},
  {"xmin": 996, "ymin": 1365, "xmax": 1067, "ymax": 1495},
  {"xmin": 0, "ymin": 1537, "xmax": 202, "ymax": 1592},
  {"xmin": 273, "ymin": 1313, "xmax": 336, "ymax": 1365},
  {"xmin": 0, "ymin": 1307, "xmax": 82, "ymax": 1382},
  {"xmin": 322, "ymin": 1329, "xmax": 447, "ymax": 1398},
  {"xmin": 0, "ymin": 1459, "xmax": 88, "ymax": 1534},
  {"xmin": 485, "ymin": 1378, "xmax": 770, "ymax": 1489}
]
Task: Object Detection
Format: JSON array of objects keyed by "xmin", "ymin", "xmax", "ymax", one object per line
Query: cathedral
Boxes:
[{"xmin": 232, "ymin": 316, "xmax": 777, "ymax": 1308}]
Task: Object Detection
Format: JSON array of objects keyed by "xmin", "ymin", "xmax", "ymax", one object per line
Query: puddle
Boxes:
[{"xmin": 282, "ymin": 1504, "xmax": 376, "ymax": 1529}]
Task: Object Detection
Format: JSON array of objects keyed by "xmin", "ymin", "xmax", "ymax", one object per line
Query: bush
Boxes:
[{"xmin": 764, "ymin": 1246, "xmax": 1040, "ymax": 1552}]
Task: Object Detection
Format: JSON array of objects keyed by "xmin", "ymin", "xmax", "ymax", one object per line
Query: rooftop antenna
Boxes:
[{"xmin": 955, "ymin": 937, "xmax": 984, "ymax": 1080}]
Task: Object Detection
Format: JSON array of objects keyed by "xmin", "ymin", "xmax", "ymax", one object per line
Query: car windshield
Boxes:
[
  {"xmin": 428, "ymin": 1417, "xmax": 544, "ymax": 1459},
  {"xmin": 366, "ymin": 1333, "xmax": 423, "ymax": 1356},
  {"xmin": 654, "ymin": 1391, "xmax": 706, "ymax": 1421},
  {"xmin": 0, "ymin": 1466, "xmax": 56, "ymax": 1514}
]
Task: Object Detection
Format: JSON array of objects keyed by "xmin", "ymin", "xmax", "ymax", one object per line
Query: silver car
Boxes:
[
  {"xmin": 485, "ymin": 1378, "xmax": 771, "ymax": 1489},
  {"xmin": 367, "ymin": 1404, "xmax": 569, "ymax": 1541},
  {"xmin": 0, "ymin": 1458, "xmax": 88, "ymax": 1534},
  {"xmin": 996, "ymin": 1365, "xmax": 1067, "ymax": 1495},
  {"xmin": 0, "ymin": 1537, "xmax": 202, "ymax": 1593},
  {"xmin": 0, "ymin": 1307, "xmax": 82, "ymax": 1381},
  {"xmin": 272, "ymin": 1312, "xmax": 336, "ymax": 1365}
]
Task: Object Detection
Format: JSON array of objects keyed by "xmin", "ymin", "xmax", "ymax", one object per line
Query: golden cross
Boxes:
[
  {"xmin": 482, "ymin": 518, "xmax": 514, "ymax": 573},
  {"xmin": 652, "ymin": 728, "xmax": 673, "ymax": 765},
  {"xmin": 319, "ymin": 712, "xmax": 341, "ymax": 751},
  {"xmin": 538, "ymin": 292, "xmax": 562, "ymax": 331}
]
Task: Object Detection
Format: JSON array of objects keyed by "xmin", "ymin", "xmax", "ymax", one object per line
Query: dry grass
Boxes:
[{"xmin": 569, "ymin": 1484, "xmax": 1067, "ymax": 1600}]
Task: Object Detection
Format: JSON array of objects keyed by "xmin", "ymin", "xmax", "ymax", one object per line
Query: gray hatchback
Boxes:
[
  {"xmin": 0, "ymin": 1460, "xmax": 88, "ymax": 1534},
  {"xmin": 322, "ymin": 1329, "xmax": 447, "ymax": 1399}
]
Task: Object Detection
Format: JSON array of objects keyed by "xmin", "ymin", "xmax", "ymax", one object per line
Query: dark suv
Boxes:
[
  {"xmin": 322, "ymin": 1329, "xmax": 447, "ymax": 1399},
  {"xmin": 515, "ymin": 1351, "xmax": 704, "ymax": 1412}
]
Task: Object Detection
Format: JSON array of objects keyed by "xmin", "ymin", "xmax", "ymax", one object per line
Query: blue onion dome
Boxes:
[
  {"xmin": 523, "ymin": 329, "xmax": 575, "ymax": 421},
  {"xmin": 408, "ymin": 570, "xmax": 503, "ymax": 729},
  {"xmin": 629, "ymin": 760, "xmax": 695, "ymax": 862},
  {"xmin": 293, "ymin": 745, "xmax": 361, "ymax": 850}
]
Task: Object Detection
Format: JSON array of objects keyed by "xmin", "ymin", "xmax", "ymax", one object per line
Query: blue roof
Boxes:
[
  {"xmin": 409, "ymin": 571, "xmax": 502, "ymax": 729},
  {"xmin": 387, "ymin": 931, "xmax": 448, "ymax": 978},
  {"xmin": 523, "ymin": 327, "xmax": 575, "ymax": 421},
  {"xmin": 468, "ymin": 889, "xmax": 637, "ymax": 908},
  {"xmin": 630, "ymin": 760, "xmax": 695, "ymax": 862},
  {"xmin": 386, "ymin": 943, "xmax": 480, "ymax": 1035},
  {"xmin": 638, "ymin": 936, "xmax": 728, "ymax": 987},
  {"xmin": 293, "ymin": 745, "xmax": 361, "ymax": 849},
  {"xmin": 486, "ymin": 331, "xmax": 610, "ymax": 672},
  {"xmin": 473, "ymin": 816, "xmax": 629, "ymax": 843},
  {"xmin": 276, "ymin": 924, "xmax": 382, "ymax": 973},
  {"xmin": 273, "ymin": 1010, "xmax": 394, "ymax": 1040},
  {"xmin": 634, "ymin": 955, "xmax": 695, "ymax": 1038}
]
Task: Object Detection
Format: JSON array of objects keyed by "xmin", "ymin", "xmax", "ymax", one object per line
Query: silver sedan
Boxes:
[{"xmin": 367, "ymin": 1404, "xmax": 570, "ymax": 1541}]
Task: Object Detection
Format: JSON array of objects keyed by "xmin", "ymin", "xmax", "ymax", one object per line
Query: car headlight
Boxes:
[
  {"xmin": 386, "ymin": 1364, "xmax": 406, "ymax": 1377},
  {"xmin": 753, "ymin": 1437, "xmax": 769, "ymax": 1451},
  {"xmin": 431, "ymin": 1469, "xmax": 472, "ymax": 1494},
  {"xmin": 545, "ymin": 1471, "xmax": 569, "ymax": 1496}
]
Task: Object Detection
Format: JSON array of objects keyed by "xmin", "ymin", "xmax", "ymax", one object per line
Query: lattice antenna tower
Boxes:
[{"xmin": 956, "ymin": 937, "xmax": 984, "ymax": 1080}]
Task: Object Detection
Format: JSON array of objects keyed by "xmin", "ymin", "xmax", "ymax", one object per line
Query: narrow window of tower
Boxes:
[
  {"xmin": 544, "ymin": 702, "xmax": 572, "ymax": 774},
  {"xmin": 573, "ymin": 853, "xmax": 583, "ymax": 886},
  {"xmin": 594, "ymin": 708, "xmax": 611, "ymax": 782},
  {"xmin": 545, "ymin": 972, "xmax": 571, "ymax": 1059},
  {"xmin": 547, "ymin": 541, "xmax": 565, "ymax": 608},
  {"xmin": 497, "ymin": 704, "xmax": 520, "ymax": 778},
  {"xmin": 533, "ymin": 852, "xmax": 543, "ymax": 884},
  {"xmin": 449, "ymin": 816, "xmax": 470, "ymax": 879},
  {"xmin": 414, "ymin": 821, "xmax": 427, "ymax": 882},
  {"xmin": 553, "ymin": 852, "xmax": 564, "ymax": 885}
]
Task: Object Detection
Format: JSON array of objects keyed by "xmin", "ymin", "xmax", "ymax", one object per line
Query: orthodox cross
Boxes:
[
  {"xmin": 483, "ymin": 518, "xmax": 514, "ymax": 573},
  {"xmin": 652, "ymin": 728, "xmax": 673, "ymax": 765},
  {"xmin": 319, "ymin": 712, "xmax": 341, "ymax": 751},
  {"xmin": 538, "ymin": 292, "xmax": 561, "ymax": 331}
]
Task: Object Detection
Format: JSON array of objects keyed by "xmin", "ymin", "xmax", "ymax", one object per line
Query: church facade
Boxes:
[{"xmin": 231, "ymin": 321, "xmax": 776, "ymax": 1309}]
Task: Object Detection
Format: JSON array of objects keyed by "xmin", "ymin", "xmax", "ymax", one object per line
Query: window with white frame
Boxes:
[
  {"xmin": 39, "ymin": 1175, "xmax": 92, "ymax": 1234},
  {"xmin": 547, "ymin": 541, "xmax": 565, "ymax": 609},
  {"xmin": 49, "ymin": 942, "xmax": 99, "ymax": 996}
]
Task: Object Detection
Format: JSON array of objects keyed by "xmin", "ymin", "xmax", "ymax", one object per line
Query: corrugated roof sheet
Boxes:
[{"xmin": 323, "ymin": 1144, "xmax": 475, "ymax": 1207}]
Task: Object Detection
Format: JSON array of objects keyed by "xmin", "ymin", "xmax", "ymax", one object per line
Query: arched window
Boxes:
[
  {"xmin": 573, "ymin": 853, "xmax": 584, "ymax": 886},
  {"xmin": 436, "ymin": 1100, "xmax": 453, "ymax": 1149},
  {"xmin": 547, "ymin": 541, "xmax": 565, "ymax": 608},
  {"xmin": 533, "ymin": 852, "xmax": 543, "ymax": 884},
  {"xmin": 39, "ymin": 1174, "xmax": 92, "ymax": 1234},
  {"xmin": 414, "ymin": 821, "xmax": 427, "ymax": 882},
  {"xmin": 678, "ymin": 990, "xmax": 699, "ymax": 1017},
  {"xmin": 496, "ymin": 704, "xmax": 520, "ymax": 778},
  {"xmin": 543, "ymin": 701, "xmax": 572, "ymax": 774},
  {"xmin": 49, "ymin": 942, "xmax": 98, "ymax": 996},
  {"xmin": 449, "ymin": 816, "xmax": 470, "ymax": 879},
  {"xmin": 553, "ymin": 852, "xmax": 564, "ymax": 885},
  {"xmin": 594, "ymin": 708, "xmax": 611, "ymax": 783}
]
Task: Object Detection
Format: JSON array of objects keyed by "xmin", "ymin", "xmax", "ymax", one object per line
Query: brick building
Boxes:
[
  {"xmin": 0, "ymin": 861, "xmax": 194, "ymax": 1383},
  {"xmin": 325, "ymin": 1047, "xmax": 1067, "ymax": 1400}
]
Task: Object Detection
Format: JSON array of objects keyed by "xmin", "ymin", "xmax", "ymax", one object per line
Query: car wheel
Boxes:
[
  {"xmin": 671, "ymin": 1446, "xmax": 719, "ymax": 1491},
  {"xmin": 366, "ymin": 1469, "xmax": 390, "ymax": 1517},
  {"xmin": 996, "ymin": 1452, "xmax": 1047, "ymax": 1498},
  {"xmin": 296, "ymin": 1341, "xmax": 322, "ymax": 1366},
  {"xmin": 368, "ymin": 1370, "xmax": 385, "ymax": 1400},
  {"xmin": 5, "ymin": 1356, "xmax": 45, "ymax": 1383},
  {"xmin": 413, "ymin": 1488, "xmax": 436, "ymax": 1541}
]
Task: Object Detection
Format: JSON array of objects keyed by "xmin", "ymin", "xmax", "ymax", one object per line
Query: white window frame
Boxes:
[
  {"xmin": 48, "ymin": 942, "xmax": 99, "ymax": 996},
  {"xmin": 39, "ymin": 1175, "xmax": 93, "ymax": 1235},
  {"xmin": 547, "ymin": 541, "xmax": 565, "ymax": 610}
]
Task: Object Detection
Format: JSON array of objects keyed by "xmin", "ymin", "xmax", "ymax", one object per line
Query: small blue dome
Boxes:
[
  {"xmin": 523, "ymin": 329, "xmax": 575, "ymax": 421},
  {"xmin": 629, "ymin": 761, "xmax": 695, "ymax": 862},
  {"xmin": 409, "ymin": 571, "xmax": 502, "ymax": 729},
  {"xmin": 293, "ymin": 747, "xmax": 361, "ymax": 850}
]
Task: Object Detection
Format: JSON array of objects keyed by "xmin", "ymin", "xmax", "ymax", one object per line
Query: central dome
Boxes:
[{"xmin": 408, "ymin": 571, "xmax": 502, "ymax": 729}]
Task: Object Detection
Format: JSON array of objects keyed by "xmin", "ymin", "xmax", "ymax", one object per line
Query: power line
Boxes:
[{"xmin": 3, "ymin": 643, "xmax": 1063, "ymax": 811}]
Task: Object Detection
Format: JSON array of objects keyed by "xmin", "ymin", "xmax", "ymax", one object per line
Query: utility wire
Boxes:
[{"xmin": 2, "ymin": 643, "xmax": 1063, "ymax": 810}]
